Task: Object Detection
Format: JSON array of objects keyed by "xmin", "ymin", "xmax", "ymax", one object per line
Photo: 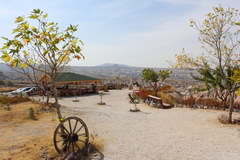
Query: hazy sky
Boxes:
[{"xmin": 0, "ymin": 0, "xmax": 240, "ymax": 67}]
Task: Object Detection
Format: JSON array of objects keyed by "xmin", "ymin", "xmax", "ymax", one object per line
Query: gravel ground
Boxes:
[{"xmin": 56, "ymin": 89, "xmax": 240, "ymax": 160}]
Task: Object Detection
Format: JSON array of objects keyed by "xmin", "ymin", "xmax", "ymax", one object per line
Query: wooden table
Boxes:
[{"xmin": 147, "ymin": 95, "xmax": 163, "ymax": 108}]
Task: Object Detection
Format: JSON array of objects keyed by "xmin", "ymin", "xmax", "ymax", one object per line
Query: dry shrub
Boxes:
[
  {"xmin": 196, "ymin": 98, "xmax": 220, "ymax": 107},
  {"xmin": 116, "ymin": 84, "xmax": 123, "ymax": 90},
  {"xmin": 183, "ymin": 96, "xmax": 196, "ymax": 107},
  {"xmin": 0, "ymin": 133, "xmax": 61, "ymax": 160},
  {"xmin": 0, "ymin": 112, "xmax": 14, "ymax": 121},
  {"xmin": 220, "ymin": 101, "xmax": 229, "ymax": 109},
  {"xmin": 0, "ymin": 87, "xmax": 18, "ymax": 92},
  {"xmin": 0, "ymin": 96, "xmax": 30, "ymax": 105},
  {"xmin": 0, "ymin": 111, "xmax": 29, "ymax": 122},
  {"xmin": 138, "ymin": 89, "xmax": 155, "ymax": 100},
  {"xmin": 0, "ymin": 102, "xmax": 44, "ymax": 122},
  {"xmin": 103, "ymin": 85, "xmax": 109, "ymax": 92},
  {"xmin": 159, "ymin": 86, "xmax": 176, "ymax": 92},
  {"xmin": 235, "ymin": 103, "xmax": 240, "ymax": 110},
  {"xmin": 96, "ymin": 85, "xmax": 104, "ymax": 91},
  {"xmin": 129, "ymin": 85, "xmax": 133, "ymax": 90},
  {"xmin": 88, "ymin": 133, "xmax": 105, "ymax": 153},
  {"xmin": 218, "ymin": 114, "xmax": 229, "ymax": 124}
]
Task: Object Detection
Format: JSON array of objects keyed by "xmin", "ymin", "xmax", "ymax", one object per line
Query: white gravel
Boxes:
[{"xmin": 57, "ymin": 89, "xmax": 240, "ymax": 160}]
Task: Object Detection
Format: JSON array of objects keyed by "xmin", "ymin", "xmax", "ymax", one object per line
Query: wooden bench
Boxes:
[{"xmin": 147, "ymin": 95, "xmax": 163, "ymax": 108}]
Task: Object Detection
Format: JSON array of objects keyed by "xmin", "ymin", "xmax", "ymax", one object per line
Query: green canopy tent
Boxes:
[{"xmin": 40, "ymin": 72, "xmax": 100, "ymax": 96}]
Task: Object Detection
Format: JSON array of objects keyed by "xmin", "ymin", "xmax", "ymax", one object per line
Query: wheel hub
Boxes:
[{"xmin": 70, "ymin": 134, "xmax": 79, "ymax": 142}]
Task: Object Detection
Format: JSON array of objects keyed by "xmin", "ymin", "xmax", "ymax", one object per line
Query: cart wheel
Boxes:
[{"xmin": 53, "ymin": 117, "xmax": 89, "ymax": 154}]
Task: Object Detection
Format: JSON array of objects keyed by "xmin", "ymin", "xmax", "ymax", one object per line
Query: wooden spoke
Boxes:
[
  {"xmin": 67, "ymin": 141, "xmax": 71, "ymax": 153},
  {"xmin": 68, "ymin": 118, "xmax": 72, "ymax": 134},
  {"xmin": 74, "ymin": 142, "xmax": 81, "ymax": 150},
  {"xmin": 75, "ymin": 125, "xmax": 84, "ymax": 134},
  {"xmin": 57, "ymin": 131, "xmax": 68, "ymax": 136},
  {"xmin": 78, "ymin": 133, "xmax": 86, "ymax": 137},
  {"xmin": 72, "ymin": 142, "xmax": 75, "ymax": 152},
  {"xmin": 78, "ymin": 139, "xmax": 86, "ymax": 143},
  {"xmin": 73, "ymin": 119, "xmax": 78, "ymax": 133},
  {"xmin": 56, "ymin": 139, "xmax": 66, "ymax": 143},
  {"xmin": 60, "ymin": 142, "xmax": 68, "ymax": 152},
  {"xmin": 60, "ymin": 123, "xmax": 70, "ymax": 135},
  {"xmin": 53, "ymin": 117, "xmax": 89, "ymax": 154}
]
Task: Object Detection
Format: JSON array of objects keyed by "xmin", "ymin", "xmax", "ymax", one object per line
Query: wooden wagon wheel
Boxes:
[{"xmin": 53, "ymin": 117, "xmax": 89, "ymax": 154}]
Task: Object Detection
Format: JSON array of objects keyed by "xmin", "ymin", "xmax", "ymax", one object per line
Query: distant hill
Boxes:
[
  {"xmin": 69, "ymin": 63, "xmax": 197, "ymax": 81},
  {"xmin": 97, "ymin": 63, "xmax": 131, "ymax": 68},
  {"xmin": 0, "ymin": 63, "xmax": 198, "ymax": 82},
  {"xmin": 70, "ymin": 63, "xmax": 143, "ymax": 78},
  {"xmin": 0, "ymin": 63, "xmax": 12, "ymax": 72}
]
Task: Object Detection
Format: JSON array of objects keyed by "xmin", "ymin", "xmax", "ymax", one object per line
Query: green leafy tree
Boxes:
[
  {"xmin": 142, "ymin": 68, "xmax": 171, "ymax": 96},
  {"xmin": 0, "ymin": 9, "xmax": 84, "ymax": 119},
  {"xmin": 174, "ymin": 5, "xmax": 240, "ymax": 123},
  {"xmin": 142, "ymin": 68, "xmax": 159, "ymax": 82},
  {"xmin": 159, "ymin": 70, "xmax": 172, "ymax": 84}
]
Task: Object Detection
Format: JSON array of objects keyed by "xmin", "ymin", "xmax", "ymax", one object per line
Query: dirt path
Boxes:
[
  {"xmin": 58, "ymin": 89, "xmax": 240, "ymax": 160},
  {"xmin": 0, "ymin": 114, "xmax": 56, "ymax": 155},
  {"xmin": 0, "ymin": 90, "xmax": 240, "ymax": 160}
]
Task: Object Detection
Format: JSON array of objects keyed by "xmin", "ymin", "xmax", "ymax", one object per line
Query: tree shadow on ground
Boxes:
[
  {"xmin": 61, "ymin": 150, "xmax": 104, "ymax": 160},
  {"xmin": 84, "ymin": 150, "xmax": 104, "ymax": 160}
]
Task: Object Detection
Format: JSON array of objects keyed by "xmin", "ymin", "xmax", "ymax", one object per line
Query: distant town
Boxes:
[{"xmin": 0, "ymin": 63, "xmax": 199, "ymax": 88}]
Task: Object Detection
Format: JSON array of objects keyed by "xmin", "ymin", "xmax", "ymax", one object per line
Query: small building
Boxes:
[{"xmin": 40, "ymin": 72, "xmax": 100, "ymax": 96}]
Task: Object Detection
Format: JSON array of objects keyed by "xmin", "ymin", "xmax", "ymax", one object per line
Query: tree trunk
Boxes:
[
  {"xmin": 50, "ymin": 81, "xmax": 62, "ymax": 120},
  {"xmin": 228, "ymin": 92, "xmax": 235, "ymax": 123},
  {"xmin": 154, "ymin": 82, "xmax": 158, "ymax": 96},
  {"xmin": 46, "ymin": 91, "xmax": 50, "ymax": 104}
]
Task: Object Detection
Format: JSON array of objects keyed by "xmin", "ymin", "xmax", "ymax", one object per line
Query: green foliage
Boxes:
[
  {"xmin": 194, "ymin": 87, "xmax": 208, "ymax": 92},
  {"xmin": 0, "ymin": 9, "xmax": 85, "ymax": 119},
  {"xmin": 98, "ymin": 91, "xmax": 104, "ymax": 96},
  {"xmin": 192, "ymin": 67, "xmax": 235, "ymax": 91},
  {"xmin": 174, "ymin": 5, "xmax": 240, "ymax": 123},
  {"xmin": 142, "ymin": 68, "xmax": 159, "ymax": 82},
  {"xmin": 231, "ymin": 70, "xmax": 240, "ymax": 83},
  {"xmin": 0, "ymin": 8, "xmax": 84, "ymax": 72},
  {"xmin": 142, "ymin": 68, "xmax": 171, "ymax": 83},
  {"xmin": 142, "ymin": 68, "xmax": 171, "ymax": 96},
  {"xmin": 231, "ymin": 70, "xmax": 240, "ymax": 95},
  {"xmin": 159, "ymin": 70, "xmax": 172, "ymax": 83},
  {"xmin": 28, "ymin": 107, "xmax": 36, "ymax": 120},
  {"xmin": 98, "ymin": 91, "xmax": 105, "ymax": 104}
]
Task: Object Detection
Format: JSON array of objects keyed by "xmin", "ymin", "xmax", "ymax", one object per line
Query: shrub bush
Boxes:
[
  {"xmin": 183, "ymin": 96, "xmax": 196, "ymax": 107},
  {"xmin": 138, "ymin": 89, "xmax": 155, "ymax": 101},
  {"xmin": 218, "ymin": 114, "xmax": 229, "ymax": 124},
  {"xmin": 3, "ymin": 104, "xmax": 11, "ymax": 111},
  {"xmin": 0, "ymin": 96, "xmax": 31, "ymax": 105},
  {"xmin": 29, "ymin": 107, "xmax": 36, "ymax": 120},
  {"xmin": 195, "ymin": 98, "xmax": 220, "ymax": 108},
  {"xmin": 103, "ymin": 85, "xmax": 109, "ymax": 92}
]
